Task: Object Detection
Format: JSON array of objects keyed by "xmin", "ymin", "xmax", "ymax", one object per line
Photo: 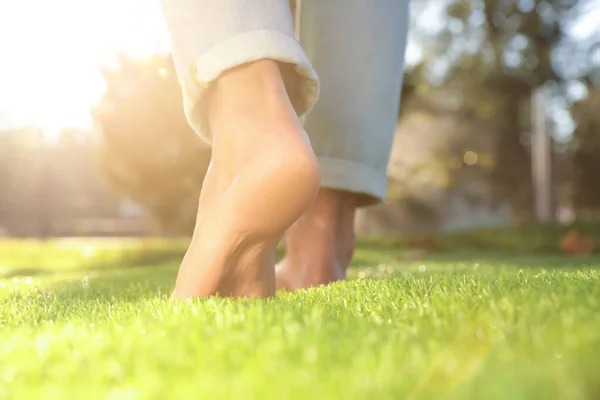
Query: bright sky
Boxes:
[
  {"xmin": 0, "ymin": 0, "xmax": 170, "ymax": 135},
  {"xmin": 0, "ymin": 0, "xmax": 598, "ymax": 136},
  {"xmin": 569, "ymin": 1, "xmax": 600, "ymax": 39}
]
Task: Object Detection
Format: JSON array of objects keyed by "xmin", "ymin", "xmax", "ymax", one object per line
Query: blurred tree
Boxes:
[
  {"xmin": 0, "ymin": 127, "xmax": 127, "ymax": 236},
  {"xmin": 0, "ymin": 128, "xmax": 45, "ymax": 234},
  {"xmin": 93, "ymin": 55, "xmax": 211, "ymax": 235},
  {"xmin": 407, "ymin": 0, "xmax": 595, "ymax": 220},
  {"xmin": 571, "ymin": 81, "xmax": 600, "ymax": 213},
  {"xmin": 50, "ymin": 129, "xmax": 123, "ymax": 219}
]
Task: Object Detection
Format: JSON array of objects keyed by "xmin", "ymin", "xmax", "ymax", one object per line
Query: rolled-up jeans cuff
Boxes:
[
  {"xmin": 181, "ymin": 29, "xmax": 320, "ymax": 144},
  {"xmin": 317, "ymin": 156, "xmax": 388, "ymax": 206}
]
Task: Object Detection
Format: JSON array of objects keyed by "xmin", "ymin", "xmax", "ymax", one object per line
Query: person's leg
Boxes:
[
  {"xmin": 160, "ymin": 0, "xmax": 321, "ymax": 299},
  {"xmin": 277, "ymin": 0, "xmax": 410, "ymax": 290}
]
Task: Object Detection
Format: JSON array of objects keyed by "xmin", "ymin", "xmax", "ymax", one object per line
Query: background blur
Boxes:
[{"xmin": 1, "ymin": 0, "xmax": 600, "ymax": 240}]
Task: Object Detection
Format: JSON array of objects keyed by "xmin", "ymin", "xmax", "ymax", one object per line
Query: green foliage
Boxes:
[{"xmin": 93, "ymin": 55, "xmax": 210, "ymax": 235}]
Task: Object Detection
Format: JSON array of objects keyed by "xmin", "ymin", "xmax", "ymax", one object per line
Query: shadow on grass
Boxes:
[
  {"xmin": 8, "ymin": 247, "xmax": 599, "ymax": 283},
  {"xmin": 2, "ymin": 247, "xmax": 286, "ymax": 280},
  {"xmin": 33, "ymin": 251, "xmax": 600, "ymax": 303},
  {"xmin": 5, "ymin": 230, "xmax": 600, "ymax": 307},
  {"xmin": 30, "ymin": 264, "xmax": 179, "ymax": 304}
]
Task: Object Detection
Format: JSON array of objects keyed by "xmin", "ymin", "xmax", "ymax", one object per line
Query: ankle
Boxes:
[
  {"xmin": 218, "ymin": 59, "xmax": 281, "ymax": 85},
  {"xmin": 338, "ymin": 237, "xmax": 356, "ymax": 268},
  {"xmin": 209, "ymin": 60, "xmax": 306, "ymax": 163},
  {"xmin": 212, "ymin": 60, "xmax": 287, "ymax": 109},
  {"xmin": 304, "ymin": 258, "xmax": 345, "ymax": 287}
]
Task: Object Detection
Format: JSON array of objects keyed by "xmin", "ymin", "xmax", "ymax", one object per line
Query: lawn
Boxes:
[{"xmin": 0, "ymin": 237, "xmax": 599, "ymax": 399}]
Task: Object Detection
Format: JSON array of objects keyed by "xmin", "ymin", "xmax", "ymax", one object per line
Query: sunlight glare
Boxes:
[{"xmin": 0, "ymin": 0, "xmax": 170, "ymax": 134}]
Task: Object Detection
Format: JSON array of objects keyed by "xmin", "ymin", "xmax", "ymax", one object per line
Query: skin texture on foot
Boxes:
[
  {"xmin": 171, "ymin": 60, "xmax": 320, "ymax": 300},
  {"xmin": 276, "ymin": 188, "xmax": 357, "ymax": 291}
]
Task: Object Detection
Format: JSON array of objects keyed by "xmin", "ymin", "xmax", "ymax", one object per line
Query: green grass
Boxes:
[
  {"xmin": 359, "ymin": 219, "xmax": 600, "ymax": 254},
  {"xmin": 0, "ymin": 238, "xmax": 189, "ymax": 277},
  {"xmin": 0, "ymin": 240, "xmax": 599, "ymax": 399}
]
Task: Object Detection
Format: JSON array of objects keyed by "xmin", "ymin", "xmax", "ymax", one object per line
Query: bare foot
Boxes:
[
  {"xmin": 171, "ymin": 60, "xmax": 320, "ymax": 300},
  {"xmin": 276, "ymin": 188, "xmax": 357, "ymax": 291}
]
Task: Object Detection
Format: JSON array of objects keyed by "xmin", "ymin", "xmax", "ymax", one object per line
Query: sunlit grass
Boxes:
[
  {"xmin": 0, "ymin": 240, "xmax": 599, "ymax": 399},
  {"xmin": 0, "ymin": 238, "xmax": 188, "ymax": 277}
]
